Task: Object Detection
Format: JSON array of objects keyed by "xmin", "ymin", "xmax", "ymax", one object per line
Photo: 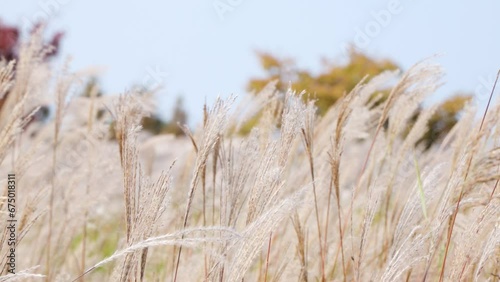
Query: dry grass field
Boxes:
[{"xmin": 0, "ymin": 32, "xmax": 499, "ymax": 281}]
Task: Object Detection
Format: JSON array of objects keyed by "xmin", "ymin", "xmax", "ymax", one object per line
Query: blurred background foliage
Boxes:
[
  {"xmin": 1, "ymin": 20, "xmax": 472, "ymax": 148},
  {"xmin": 80, "ymin": 77, "xmax": 188, "ymax": 137},
  {"xmin": 0, "ymin": 20, "xmax": 62, "ymax": 127},
  {"xmin": 245, "ymin": 49, "xmax": 472, "ymax": 149}
]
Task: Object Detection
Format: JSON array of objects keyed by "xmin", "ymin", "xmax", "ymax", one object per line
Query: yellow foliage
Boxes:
[
  {"xmin": 245, "ymin": 50, "xmax": 473, "ymax": 148},
  {"xmin": 248, "ymin": 49, "xmax": 398, "ymax": 115}
]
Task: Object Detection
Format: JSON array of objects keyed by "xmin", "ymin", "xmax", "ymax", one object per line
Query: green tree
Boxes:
[
  {"xmin": 141, "ymin": 96, "xmax": 188, "ymax": 136},
  {"xmin": 418, "ymin": 94, "xmax": 471, "ymax": 149},
  {"xmin": 79, "ymin": 75, "xmax": 189, "ymax": 137},
  {"xmin": 161, "ymin": 96, "xmax": 188, "ymax": 135}
]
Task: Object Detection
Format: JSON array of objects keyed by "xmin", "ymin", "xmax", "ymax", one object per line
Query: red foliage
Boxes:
[
  {"xmin": 0, "ymin": 24, "xmax": 19, "ymax": 61},
  {"xmin": 0, "ymin": 20, "xmax": 64, "ymax": 126},
  {"xmin": 0, "ymin": 20, "xmax": 63, "ymax": 62}
]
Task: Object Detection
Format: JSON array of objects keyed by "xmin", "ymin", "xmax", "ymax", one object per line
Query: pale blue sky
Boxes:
[{"xmin": 3, "ymin": 1, "xmax": 500, "ymax": 124}]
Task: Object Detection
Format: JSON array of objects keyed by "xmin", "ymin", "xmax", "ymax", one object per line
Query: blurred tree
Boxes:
[
  {"xmin": 417, "ymin": 94, "xmax": 472, "ymax": 149},
  {"xmin": 137, "ymin": 96, "xmax": 188, "ymax": 136},
  {"xmin": 80, "ymin": 76, "xmax": 189, "ymax": 137},
  {"xmin": 0, "ymin": 20, "xmax": 63, "ymax": 125},
  {"xmin": 141, "ymin": 115, "xmax": 164, "ymax": 135},
  {"xmin": 246, "ymin": 49, "xmax": 472, "ymax": 148},
  {"xmin": 0, "ymin": 22, "xmax": 19, "ymax": 61},
  {"xmin": 81, "ymin": 77, "xmax": 103, "ymax": 98},
  {"xmin": 248, "ymin": 49, "xmax": 398, "ymax": 115},
  {"xmin": 0, "ymin": 21, "xmax": 63, "ymax": 64},
  {"xmin": 162, "ymin": 96, "xmax": 188, "ymax": 135}
]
